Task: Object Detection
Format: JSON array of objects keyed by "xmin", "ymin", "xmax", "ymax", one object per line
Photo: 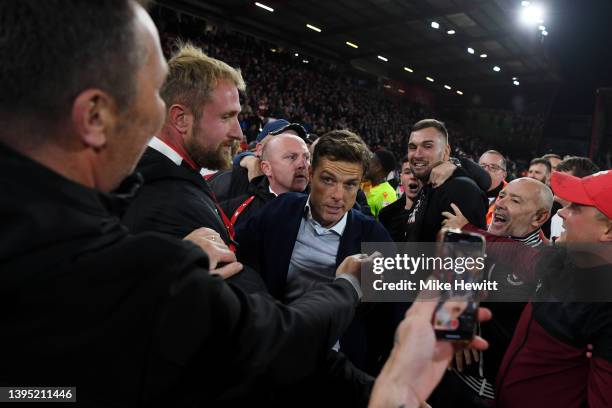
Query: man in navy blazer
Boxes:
[
  {"xmin": 236, "ymin": 191, "xmax": 391, "ymax": 298},
  {"xmin": 236, "ymin": 130, "xmax": 396, "ymax": 373}
]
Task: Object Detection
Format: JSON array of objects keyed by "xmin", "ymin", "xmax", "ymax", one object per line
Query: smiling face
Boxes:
[
  {"xmin": 488, "ymin": 178, "xmax": 551, "ymax": 237},
  {"xmin": 308, "ymin": 157, "xmax": 363, "ymax": 228},
  {"xmin": 407, "ymin": 127, "xmax": 450, "ymax": 181},
  {"xmin": 557, "ymin": 203, "xmax": 611, "ymax": 244},
  {"xmin": 400, "ymin": 160, "xmax": 421, "ymax": 199}
]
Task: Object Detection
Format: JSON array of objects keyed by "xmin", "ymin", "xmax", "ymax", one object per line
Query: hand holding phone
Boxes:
[{"xmin": 433, "ymin": 229, "xmax": 486, "ymax": 342}]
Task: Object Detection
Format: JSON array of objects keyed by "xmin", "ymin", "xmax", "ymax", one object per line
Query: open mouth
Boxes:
[
  {"xmin": 412, "ymin": 162, "xmax": 428, "ymax": 170},
  {"xmin": 492, "ymin": 212, "xmax": 508, "ymax": 226},
  {"xmin": 408, "ymin": 182, "xmax": 420, "ymax": 193},
  {"xmin": 325, "ymin": 205, "xmax": 342, "ymax": 214}
]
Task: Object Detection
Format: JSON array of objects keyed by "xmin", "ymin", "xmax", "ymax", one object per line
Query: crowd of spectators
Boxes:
[
  {"xmin": 152, "ymin": 7, "xmax": 546, "ymax": 179},
  {"xmin": 5, "ymin": 2, "xmax": 612, "ymax": 407}
]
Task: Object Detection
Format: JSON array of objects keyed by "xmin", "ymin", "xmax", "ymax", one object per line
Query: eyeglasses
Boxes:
[{"xmin": 479, "ymin": 163, "xmax": 506, "ymax": 172}]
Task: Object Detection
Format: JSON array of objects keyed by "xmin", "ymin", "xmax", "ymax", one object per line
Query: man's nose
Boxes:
[
  {"xmin": 297, "ymin": 155, "xmax": 309, "ymax": 169},
  {"xmin": 228, "ymin": 117, "xmax": 243, "ymax": 140},
  {"xmin": 330, "ymin": 182, "xmax": 343, "ymax": 200}
]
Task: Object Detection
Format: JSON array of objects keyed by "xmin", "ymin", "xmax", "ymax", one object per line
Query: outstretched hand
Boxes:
[{"xmin": 369, "ymin": 299, "xmax": 491, "ymax": 408}]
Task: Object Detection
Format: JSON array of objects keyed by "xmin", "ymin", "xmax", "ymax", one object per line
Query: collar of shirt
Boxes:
[
  {"xmin": 201, "ymin": 168, "xmax": 216, "ymax": 177},
  {"xmin": 511, "ymin": 228, "xmax": 543, "ymax": 248},
  {"xmin": 148, "ymin": 136, "xmax": 184, "ymax": 166},
  {"xmin": 268, "ymin": 185, "xmax": 279, "ymax": 197},
  {"xmin": 304, "ymin": 196, "xmax": 348, "ymax": 236}
]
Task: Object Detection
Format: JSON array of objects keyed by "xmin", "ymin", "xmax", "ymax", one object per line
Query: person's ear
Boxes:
[
  {"xmin": 72, "ymin": 89, "xmax": 116, "ymax": 150},
  {"xmin": 168, "ymin": 104, "xmax": 193, "ymax": 136},
  {"xmin": 443, "ymin": 143, "xmax": 451, "ymax": 161},
  {"xmin": 533, "ymin": 209, "xmax": 550, "ymax": 228},
  {"xmin": 600, "ymin": 220, "xmax": 612, "ymax": 242},
  {"xmin": 261, "ymin": 160, "xmax": 272, "ymax": 177}
]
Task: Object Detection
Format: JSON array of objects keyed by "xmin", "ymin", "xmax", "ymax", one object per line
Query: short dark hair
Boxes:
[
  {"xmin": 555, "ymin": 156, "xmax": 600, "ymax": 178},
  {"xmin": 401, "ymin": 155, "xmax": 410, "ymax": 164},
  {"xmin": 312, "ymin": 130, "xmax": 371, "ymax": 175},
  {"xmin": 529, "ymin": 158, "xmax": 552, "ymax": 174},
  {"xmin": 411, "ymin": 119, "xmax": 449, "ymax": 143},
  {"xmin": 373, "ymin": 149, "xmax": 397, "ymax": 174},
  {"xmin": 0, "ymin": 0, "xmax": 146, "ymax": 132}
]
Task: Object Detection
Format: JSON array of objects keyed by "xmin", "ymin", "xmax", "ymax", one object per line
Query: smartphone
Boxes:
[{"xmin": 432, "ymin": 229, "xmax": 486, "ymax": 342}]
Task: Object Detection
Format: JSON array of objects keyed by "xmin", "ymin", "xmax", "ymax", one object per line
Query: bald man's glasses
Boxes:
[{"xmin": 479, "ymin": 163, "xmax": 506, "ymax": 172}]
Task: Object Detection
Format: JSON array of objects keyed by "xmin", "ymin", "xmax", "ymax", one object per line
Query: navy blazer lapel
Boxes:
[
  {"xmin": 336, "ymin": 209, "xmax": 361, "ymax": 267},
  {"xmin": 264, "ymin": 194, "xmax": 308, "ymax": 298}
]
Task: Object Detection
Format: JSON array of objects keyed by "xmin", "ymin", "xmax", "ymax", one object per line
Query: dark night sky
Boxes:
[{"xmin": 546, "ymin": 0, "xmax": 612, "ymax": 114}]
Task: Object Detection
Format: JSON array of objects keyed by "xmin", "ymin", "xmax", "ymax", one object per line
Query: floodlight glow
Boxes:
[
  {"xmin": 426, "ymin": 76, "xmax": 434, "ymax": 82},
  {"xmin": 378, "ymin": 55, "xmax": 388, "ymax": 62},
  {"xmin": 447, "ymin": 30, "xmax": 456, "ymax": 35},
  {"xmin": 520, "ymin": 4, "xmax": 545, "ymax": 26},
  {"xmin": 480, "ymin": 54, "xmax": 488, "ymax": 58},
  {"xmin": 404, "ymin": 67, "xmax": 414, "ymax": 73},
  {"xmin": 538, "ymin": 25, "xmax": 546, "ymax": 31},
  {"xmin": 542, "ymin": 30, "xmax": 548, "ymax": 36},
  {"xmin": 456, "ymin": 90, "xmax": 464, "ymax": 95},
  {"xmin": 255, "ymin": 2, "xmax": 274, "ymax": 12},
  {"xmin": 302, "ymin": 59, "xmax": 309, "ymax": 64},
  {"xmin": 444, "ymin": 85, "xmax": 452, "ymax": 90},
  {"xmin": 384, "ymin": 84, "xmax": 391, "ymax": 89},
  {"xmin": 306, "ymin": 24, "xmax": 321, "ymax": 32},
  {"xmin": 398, "ymin": 89, "xmax": 405, "ymax": 94},
  {"xmin": 513, "ymin": 80, "xmax": 520, "ymax": 86},
  {"xmin": 493, "ymin": 66, "xmax": 501, "ymax": 72},
  {"xmin": 294, "ymin": 53, "xmax": 299, "ymax": 57},
  {"xmin": 521, "ymin": 1, "xmax": 530, "ymax": 6},
  {"xmin": 467, "ymin": 47, "xmax": 475, "ymax": 54},
  {"xmin": 431, "ymin": 21, "xmax": 440, "ymax": 29},
  {"xmin": 346, "ymin": 41, "xmax": 359, "ymax": 49},
  {"xmin": 512, "ymin": 77, "xmax": 518, "ymax": 80}
]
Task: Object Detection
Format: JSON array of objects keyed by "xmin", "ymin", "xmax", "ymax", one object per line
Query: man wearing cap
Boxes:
[
  {"xmin": 364, "ymin": 149, "xmax": 398, "ymax": 218},
  {"xmin": 447, "ymin": 170, "xmax": 612, "ymax": 407},
  {"xmin": 221, "ymin": 122, "xmax": 311, "ymax": 229}
]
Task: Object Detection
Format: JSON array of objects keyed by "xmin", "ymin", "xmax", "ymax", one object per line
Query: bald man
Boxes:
[
  {"xmin": 434, "ymin": 177, "xmax": 553, "ymax": 406},
  {"xmin": 487, "ymin": 177, "xmax": 553, "ymax": 241},
  {"xmin": 222, "ymin": 125, "xmax": 310, "ymax": 228}
]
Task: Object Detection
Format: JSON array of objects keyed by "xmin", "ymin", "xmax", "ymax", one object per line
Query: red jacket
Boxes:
[{"xmin": 463, "ymin": 224, "xmax": 612, "ymax": 407}]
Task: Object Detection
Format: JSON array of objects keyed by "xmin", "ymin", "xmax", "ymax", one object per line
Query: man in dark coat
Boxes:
[{"xmin": 0, "ymin": 4, "xmax": 365, "ymax": 406}]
